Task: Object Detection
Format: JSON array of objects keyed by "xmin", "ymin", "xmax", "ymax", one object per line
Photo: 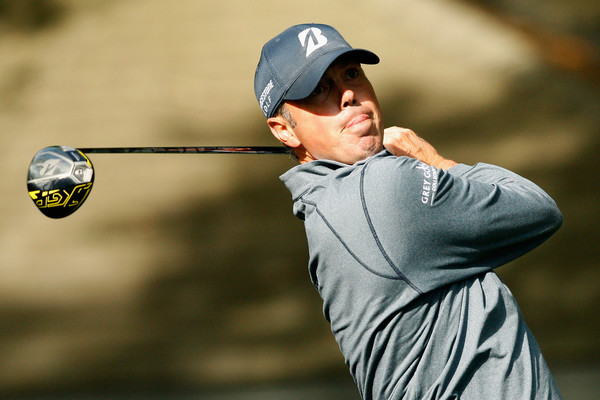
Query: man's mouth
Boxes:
[{"xmin": 345, "ymin": 114, "xmax": 371, "ymax": 129}]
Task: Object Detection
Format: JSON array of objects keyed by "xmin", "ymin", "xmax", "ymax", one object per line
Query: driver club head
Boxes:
[{"xmin": 27, "ymin": 146, "xmax": 94, "ymax": 218}]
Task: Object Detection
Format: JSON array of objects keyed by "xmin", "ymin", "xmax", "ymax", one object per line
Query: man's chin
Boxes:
[
  {"xmin": 359, "ymin": 136, "xmax": 383, "ymax": 155},
  {"xmin": 344, "ymin": 146, "xmax": 383, "ymax": 165}
]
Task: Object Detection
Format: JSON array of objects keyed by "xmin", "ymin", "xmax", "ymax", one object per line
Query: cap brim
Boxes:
[{"xmin": 283, "ymin": 48, "xmax": 379, "ymax": 101}]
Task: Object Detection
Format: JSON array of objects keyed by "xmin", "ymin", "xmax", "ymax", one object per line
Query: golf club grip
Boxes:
[{"xmin": 76, "ymin": 146, "xmax": 288, "ymax": 154}]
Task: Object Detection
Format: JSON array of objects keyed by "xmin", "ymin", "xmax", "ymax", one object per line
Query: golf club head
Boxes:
[{"xmin": 27, "ymin": 146, "xmax": 94, "ymax": 218}]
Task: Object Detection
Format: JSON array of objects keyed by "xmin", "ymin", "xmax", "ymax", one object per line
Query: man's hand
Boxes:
[{"xmin": 383, "ymin": 126, "xmax": 458, "ymax": 170}]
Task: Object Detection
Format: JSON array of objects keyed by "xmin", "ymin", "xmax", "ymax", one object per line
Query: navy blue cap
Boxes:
[{"xmin": 254, "ymin": 24, "xmax": 379, "ymax": 118}]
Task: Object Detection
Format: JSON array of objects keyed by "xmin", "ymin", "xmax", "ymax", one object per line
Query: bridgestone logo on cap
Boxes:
[
  {"xmin": 260, "ymin": 79, "xmax": 274, "ymax": 115},
  {"xmin": 298, "ymin": 27, "xmax": 328, "ymax": 57}
]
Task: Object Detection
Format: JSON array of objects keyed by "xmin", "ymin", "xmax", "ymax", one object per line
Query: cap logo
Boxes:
[
  {"xmin": 259, "ymin": 79, "xmax": 274, "ymax": 115},
  {"xmin": 298, "ymin": 27, "xmax": 328, "ymax": 57}
]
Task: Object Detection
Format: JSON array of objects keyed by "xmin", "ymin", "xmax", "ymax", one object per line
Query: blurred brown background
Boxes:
[{"xmin": 1, "ymin": 0, "xmax": 598, "ymax": 399}]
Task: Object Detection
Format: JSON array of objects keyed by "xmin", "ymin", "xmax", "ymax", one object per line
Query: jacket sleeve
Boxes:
[{"xmin": 360, "ymin": 157, "xmax": 563, "ymax": 293}]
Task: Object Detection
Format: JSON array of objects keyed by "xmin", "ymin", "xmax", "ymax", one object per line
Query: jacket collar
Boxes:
[{"xmin": 280, "ymin": 150, "xmax": 390, "ymax": 200}]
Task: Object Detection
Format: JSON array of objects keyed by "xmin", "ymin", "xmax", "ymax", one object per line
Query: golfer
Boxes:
[{"xmin": 254, "ymin": 23, "xmax": 563, "ymax": 399}]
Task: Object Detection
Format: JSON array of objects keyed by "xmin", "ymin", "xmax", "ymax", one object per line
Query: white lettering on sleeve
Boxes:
[{"xmin": 416, "ymin": 162, "xmax": 438, "ymax": 205}]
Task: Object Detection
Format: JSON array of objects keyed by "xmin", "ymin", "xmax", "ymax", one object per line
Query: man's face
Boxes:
[{"xmin": 272, "ymin": 57, "xmax": 383, "ymax": 165}]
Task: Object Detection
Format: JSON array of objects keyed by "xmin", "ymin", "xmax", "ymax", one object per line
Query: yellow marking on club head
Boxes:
[
  {"xmin": 29, "ymin": 190, "xmax": 40, "ymax": 200},
  {"xmin": 80, "ymin": 151, "xmax": 93, "ymax": 168}
]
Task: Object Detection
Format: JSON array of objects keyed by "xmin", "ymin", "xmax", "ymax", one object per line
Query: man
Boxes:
[{"xmin": 254, "ymin": 23, "xmax": 563, "ymax": 399}]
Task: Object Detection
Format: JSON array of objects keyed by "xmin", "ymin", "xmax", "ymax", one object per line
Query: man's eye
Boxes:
[
  {"xmin": 310, "ymin": 82, "xmax": 329, "ymax": 97},
  {"xmin": 346, "ymin": 68, "xmax": 360, "ymax": 79}
]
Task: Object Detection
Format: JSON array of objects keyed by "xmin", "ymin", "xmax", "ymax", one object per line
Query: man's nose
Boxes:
[{"xmin": 340, "ymin": 87, "xmax": 358, "ymax": 108}]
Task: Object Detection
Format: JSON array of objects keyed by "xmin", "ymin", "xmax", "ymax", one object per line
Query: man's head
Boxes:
[{"xmin": 254, "ymin": 24, "xmax": 384, "ymax": 164}]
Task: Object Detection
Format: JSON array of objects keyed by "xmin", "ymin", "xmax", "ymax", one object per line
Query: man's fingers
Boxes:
[
  {"xmin": 382, "ymin": 126, "xmax": 457, "ymax": 169},
  {"xmin": 383, "ymin": 126, "xmax": 423, "ymax": 156}
]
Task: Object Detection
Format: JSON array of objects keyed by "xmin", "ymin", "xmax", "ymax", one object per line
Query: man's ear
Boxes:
[{"xmin": 267, "ymin": 116, "xmax": 301, "ymax": 148}]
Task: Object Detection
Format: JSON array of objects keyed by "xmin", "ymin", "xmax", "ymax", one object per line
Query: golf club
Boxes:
[{"xmin": 27, "ymin": 145, "xmax": 287, "ymax": 219}]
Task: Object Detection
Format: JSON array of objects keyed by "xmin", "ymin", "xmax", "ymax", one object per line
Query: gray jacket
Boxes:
[{"xmin": 280, "ymin": 150, "xmax": 563, "ymax": 400}]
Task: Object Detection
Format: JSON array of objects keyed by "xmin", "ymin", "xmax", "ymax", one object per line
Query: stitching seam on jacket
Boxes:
[
  {"xmin": 360, "ymin": 166, "xmax": 423, "ymax": 294},
  {"xmin": 301, "ymin": 199, "xmax": 401, "ymax": 280}
]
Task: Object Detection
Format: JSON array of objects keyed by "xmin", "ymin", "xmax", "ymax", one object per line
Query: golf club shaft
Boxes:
[{"xmin": 76, "ymin": 146, "xmax": 288, "ymax": 155}]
